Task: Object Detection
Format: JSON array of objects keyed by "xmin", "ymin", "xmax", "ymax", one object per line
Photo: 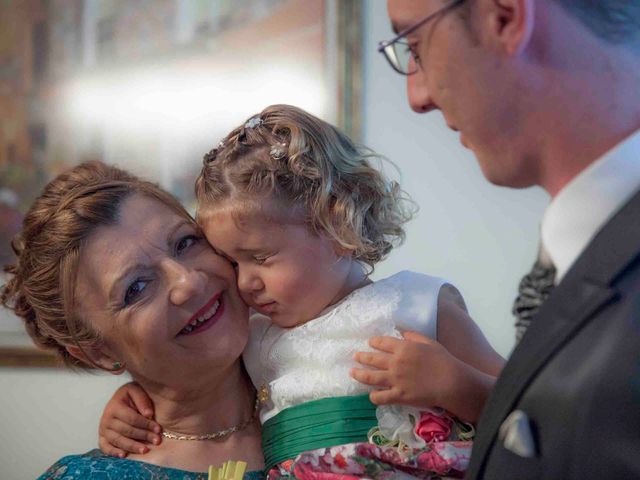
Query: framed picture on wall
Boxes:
[{"xmin": 0, "ymin": 0, "xmax": 363, "ymax": 367}]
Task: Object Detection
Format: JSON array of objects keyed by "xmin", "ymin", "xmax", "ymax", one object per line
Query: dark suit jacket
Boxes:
[{"xmin": 466, "ymin": 189, "xmax": 640, "ymax": 479}]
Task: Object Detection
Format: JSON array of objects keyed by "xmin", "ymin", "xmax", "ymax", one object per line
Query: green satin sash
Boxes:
[{"xmin": 261, "ymin": 394, "xmax": 377, "ymax": 470}]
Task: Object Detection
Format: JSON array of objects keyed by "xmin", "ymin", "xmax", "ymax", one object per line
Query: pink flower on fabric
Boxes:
[
  {"xmin": 415, "ymin": 411, "xmax": 453, "ymax": 443},
  {"xmin": 415, "ymin": 448, "xmax": 456, "ymax": 476}
]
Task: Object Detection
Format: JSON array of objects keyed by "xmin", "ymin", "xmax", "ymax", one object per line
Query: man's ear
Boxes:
[
  {"xmin": 66, "ymin": 344, "xmax": 125, "ymax": 374},
  {"xmin": 486, "ymin": 0, "xmax": 535, "ymax": 56}
]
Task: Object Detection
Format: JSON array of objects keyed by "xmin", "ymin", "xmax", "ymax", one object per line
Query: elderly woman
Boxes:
[{"xmin": 1, "ymin": 161, "xmax": 264, "ymax": 479}]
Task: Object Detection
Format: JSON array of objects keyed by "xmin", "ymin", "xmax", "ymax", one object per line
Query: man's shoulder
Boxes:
[{"xmin": 564, "ymin": 186, "xmax": 640, "ymax": 287}]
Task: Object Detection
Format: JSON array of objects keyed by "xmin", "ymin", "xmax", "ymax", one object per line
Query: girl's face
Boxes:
[
  {"xmin": 201, "ymin": 201, "xmax": 359, "ymax": 328},
  {"xmin": 74, "ymin": 194, "xmax": 249, "ymax": 388}
]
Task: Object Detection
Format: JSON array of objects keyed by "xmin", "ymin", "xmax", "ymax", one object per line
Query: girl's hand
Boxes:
[
  {"xmin": 98, "ymin": 382, "xmax": 161, "ymax": 458},
  {"xmin": 351, "ymin": 331, "xmax": 495, "ymax": 422},
  {"xmin": 351, "ymin": 331, "xmax": 458, "ymax": 407}
]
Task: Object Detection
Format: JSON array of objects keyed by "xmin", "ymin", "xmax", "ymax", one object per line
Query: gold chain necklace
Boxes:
[{"xmin": 162, "ymin": 396, "xmax": 260, "ymax": 441}]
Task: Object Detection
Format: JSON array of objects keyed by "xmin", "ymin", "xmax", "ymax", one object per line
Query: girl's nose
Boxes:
[{"xmin": 236, "ymin": 267, "xmax": 264, "ymax": 295}]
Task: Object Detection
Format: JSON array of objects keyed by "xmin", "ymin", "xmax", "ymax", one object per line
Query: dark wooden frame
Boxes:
[
  {"xmin": 0, "ymin": 346, "xmax": 59, "ymax": 368},
  {"xmin": 336, "ymin": 0, "xmax": 363, "ymax": 141}
]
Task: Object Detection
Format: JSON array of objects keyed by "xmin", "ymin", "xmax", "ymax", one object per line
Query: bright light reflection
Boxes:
[{"xmin": 63, "ymin": 65, "xmax": 327, "ymax": 135}]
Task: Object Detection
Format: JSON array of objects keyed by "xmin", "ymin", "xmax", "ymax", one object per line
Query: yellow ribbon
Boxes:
[{"xmin": 208, "ymin": 460, "xmax": 247, "ymax": 480}]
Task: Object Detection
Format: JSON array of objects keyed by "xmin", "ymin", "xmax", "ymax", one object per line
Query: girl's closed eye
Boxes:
[{"xmin": 253, "ymin": 253, "xmax": 274, "ymax": 265}]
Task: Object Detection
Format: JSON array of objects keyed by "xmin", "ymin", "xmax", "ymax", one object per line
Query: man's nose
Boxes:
[{"xmin": 407, "ymin": 64, "xmax": 436, "ymax": 114}]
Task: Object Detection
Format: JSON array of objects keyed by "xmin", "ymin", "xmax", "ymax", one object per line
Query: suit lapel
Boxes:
[{"xmin": 469, "ymin": 188, "xmax": 640, "ymax": 475}]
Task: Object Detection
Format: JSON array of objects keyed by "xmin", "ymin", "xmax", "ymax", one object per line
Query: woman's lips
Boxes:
[{"xmin": 178, "ymin": 294, "xmax": 225, "ymax": 336}]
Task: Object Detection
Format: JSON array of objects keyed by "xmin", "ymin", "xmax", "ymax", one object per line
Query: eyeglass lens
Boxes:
[{"xmin": 385, "ymin": 42, "xmax": 415, "ymax": 75}]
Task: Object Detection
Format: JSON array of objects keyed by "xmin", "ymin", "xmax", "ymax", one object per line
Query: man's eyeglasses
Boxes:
[{"xmin": 378, "ymin": 0, "xmax": 466, "ymax": 75}]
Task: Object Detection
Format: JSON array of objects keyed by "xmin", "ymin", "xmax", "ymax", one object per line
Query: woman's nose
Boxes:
[
  {"xmin": 164, "ymin": 260, "xmax": 206, "ymax": 306},
  {"xmin": 407, "ymin": 65, "xmax": 436, "ymax": 114}
]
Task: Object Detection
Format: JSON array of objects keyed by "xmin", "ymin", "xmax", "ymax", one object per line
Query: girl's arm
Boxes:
[
  {"xmin": 436, "ymin": 284, "xmax": 504, "ymax": 376},
  {"xmin": 98, "ymin": 382, "xmax": 162, "ymax": 457}
]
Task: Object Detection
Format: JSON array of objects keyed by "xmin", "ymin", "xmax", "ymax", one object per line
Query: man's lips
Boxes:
[{"xmin": 177, "ymin": 292, "xmax": 224, "ymax": 336}]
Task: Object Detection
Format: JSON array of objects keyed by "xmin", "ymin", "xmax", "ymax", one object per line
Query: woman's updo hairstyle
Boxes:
[{"xmin": 1, "ymin": 161, "xmax": 192, "ymax": 369}]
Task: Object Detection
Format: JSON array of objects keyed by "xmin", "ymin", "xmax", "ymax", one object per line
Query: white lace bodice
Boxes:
[{"xmin": 243, "ymin": 270, "xmax": 446, "ymax": 423}]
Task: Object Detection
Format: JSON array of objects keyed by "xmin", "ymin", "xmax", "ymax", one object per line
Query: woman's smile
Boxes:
[{"xmin": 177, "ymin": 292, "xmax": 226, "ymax": 336}]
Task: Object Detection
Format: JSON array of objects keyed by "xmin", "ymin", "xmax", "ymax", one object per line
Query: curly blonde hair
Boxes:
[
  {"xmin": 195, "ymin": 104, "xmax": 415, "ymax": 268},
  {"xmin": 1, "ymin": 161, "xmax": 193, "ymax": 369}
]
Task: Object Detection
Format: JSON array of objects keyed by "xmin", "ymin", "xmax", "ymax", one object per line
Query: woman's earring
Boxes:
[{"xmin": 112, "ymin": 361, "xmax": 123, "ymax": 370}]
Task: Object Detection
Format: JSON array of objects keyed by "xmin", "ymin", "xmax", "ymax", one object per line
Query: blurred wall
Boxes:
[
  {"xmin": 0, "ymin": 2, "xmax": 549, "ymax": 479},
  {"xmin": 0, "ymin": 370, "xmax": 129, "ymax": 478}
]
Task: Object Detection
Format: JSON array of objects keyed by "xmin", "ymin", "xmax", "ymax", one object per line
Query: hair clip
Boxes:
[
  {"xmin": 244, "ymin": 117, "xmax": 263, "ymax": 129},
  {"xmin": 203, "ymin": 141, "xmax": 225, "ymax": 164},
  {"xmin": 270, "ymin": 142, "xmax": 288, "ymax": 160}
]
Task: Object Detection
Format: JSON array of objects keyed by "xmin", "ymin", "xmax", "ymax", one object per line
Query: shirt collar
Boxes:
[{"xmin": 541, "ymin": 129, "xmax": 640, "ymax": 283}]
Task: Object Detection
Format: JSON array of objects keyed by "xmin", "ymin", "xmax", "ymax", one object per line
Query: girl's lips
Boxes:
[
  {"xmin": 255, "ymin": 302, "xmax": 277, "ymax": 315},
  {"xmin": 178, "ymin": 294, "xmax": 225, "ymax": 336}
]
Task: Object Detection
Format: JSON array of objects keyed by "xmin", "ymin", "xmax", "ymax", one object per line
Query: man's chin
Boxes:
[{"xmin": 479, "ymin": 160, "xmax": 538, "ymax": 190}]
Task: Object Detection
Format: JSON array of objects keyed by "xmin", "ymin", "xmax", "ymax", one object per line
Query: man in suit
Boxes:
[{"xmin": 381, "ymin": 0, "xmax": 640, "ymax": 478}]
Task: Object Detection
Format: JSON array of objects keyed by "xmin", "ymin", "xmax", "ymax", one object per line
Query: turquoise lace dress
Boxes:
[{"xmin": 37, "ymin": 449, "xmax": 264, "ymax": 480}]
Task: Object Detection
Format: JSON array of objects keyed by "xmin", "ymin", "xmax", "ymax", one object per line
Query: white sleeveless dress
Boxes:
[{"xmin": 242, "ymin": 270, "xmax": 446, "ymax": 428}]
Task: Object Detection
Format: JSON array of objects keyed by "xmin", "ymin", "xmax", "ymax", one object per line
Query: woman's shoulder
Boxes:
[
  {"xmin": 37, "ymin": 449, "xmax": 265, "ymax": 480},
  {"xmin": 37, "ymin": 449, "xmax": 208, "ymax": 480},
  {"xmin": 37, "ymin": 449, "xmax": 108, "ymax": 480}
]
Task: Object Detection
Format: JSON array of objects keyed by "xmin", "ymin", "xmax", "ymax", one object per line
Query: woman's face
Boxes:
[{"xmin": 74, "ymin": 193, "xmax": 249, "ymax": 388}]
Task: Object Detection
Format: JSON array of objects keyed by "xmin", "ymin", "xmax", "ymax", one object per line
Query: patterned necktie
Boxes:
[{"xmin": 512, "ymin": 257, "xmax": 556, "ymax": 343}]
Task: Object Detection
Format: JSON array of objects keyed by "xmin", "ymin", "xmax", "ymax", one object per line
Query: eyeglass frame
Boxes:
[{"xmin": 378, "ymin": 0, "xmax": 467, "ymax": 75}]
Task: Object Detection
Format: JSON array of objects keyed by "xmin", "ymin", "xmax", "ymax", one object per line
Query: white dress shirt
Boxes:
[{"xmin": 542, "ymin": 129, "xmax": 640, "ymax": 283}]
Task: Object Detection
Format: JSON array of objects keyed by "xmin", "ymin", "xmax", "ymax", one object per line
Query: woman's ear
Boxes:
[{"xmin": 66, "ymin": 344, "xmax": 126, "ymax": 375}]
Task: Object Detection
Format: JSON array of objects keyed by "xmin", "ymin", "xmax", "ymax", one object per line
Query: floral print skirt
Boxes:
[{"xmin": 267, "ymin": 441, "xmax": 473, "ymax": 480}]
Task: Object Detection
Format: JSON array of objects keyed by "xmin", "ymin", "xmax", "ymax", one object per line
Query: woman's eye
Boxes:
[
  {"xmin": 176, "ymin": 234, "xmax": 200, "ymax": 255},
  {"xmin": 124, "ymin": 279, "xmax": 148, "ymax": 306}
]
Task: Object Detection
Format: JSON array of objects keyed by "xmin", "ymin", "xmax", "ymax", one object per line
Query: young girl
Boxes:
[{"xmin": 99, "ymin": 105, "xmax": 504, "ymax": 479}]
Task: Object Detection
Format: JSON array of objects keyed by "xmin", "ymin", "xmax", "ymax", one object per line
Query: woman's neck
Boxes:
[
  {"xmin": 144, "ymin": 362, "xmax": 254, "ymax": 435},
  {"xmin": 128, "ymin": 362, "xmax": 264, "ymax": 472}
]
